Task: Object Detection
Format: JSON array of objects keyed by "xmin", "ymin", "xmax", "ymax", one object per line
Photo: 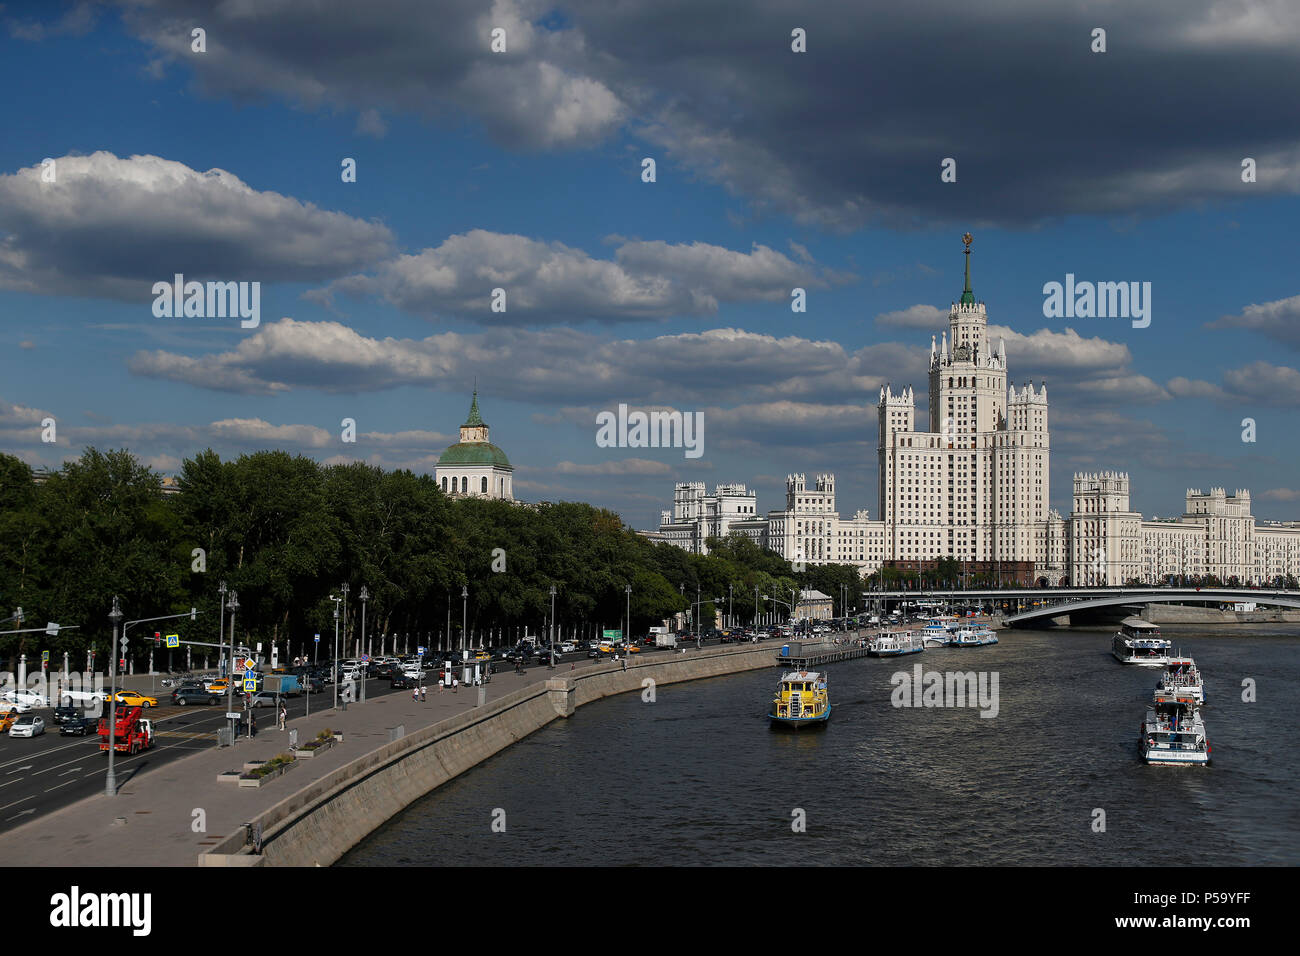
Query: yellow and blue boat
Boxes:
[{"xmin": 769, "ymin": 670, "xmax": 831, "ymax": 729}]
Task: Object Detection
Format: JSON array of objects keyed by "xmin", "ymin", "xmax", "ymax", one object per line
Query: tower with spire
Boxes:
[{"xmin": 877, "ymin": 233, "xmax": 1053, "ymax": 579}]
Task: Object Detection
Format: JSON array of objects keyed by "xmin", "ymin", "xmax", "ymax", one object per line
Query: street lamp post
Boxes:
[
  {"xmin": 105, "ymin": 597, "xmax": 124, "ymax": 796},
  {"xmin": 341, "ymin": 582, "xmax": 350, "ymax": 659},
  {"xmin": 549, "ymin": 585, "xmax": 557, "ymax": 668},
  {"xmin": 217, "ymin": 580, "xmax": 227, "ymax": 679},
  {"xmin": 461, "ymin": 586, "xmax": 468, "ymax": 653},
  {"xmin": 359, "ymin": 586, "xmax": 368, "ymax": 702},
  {"xmin": 625, "ymin": 583, "xmax": 632, "ymax": 658},
  {"xmin": 225, "ymin": 591, "xmax": 239, "ymax": 738},
  {"xmin": 330, "ymin": 595, "xmax": 341, "ymax": 709}
]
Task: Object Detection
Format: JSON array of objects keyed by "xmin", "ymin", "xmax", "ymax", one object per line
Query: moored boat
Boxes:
[
  {"xmin": 950, "ymin": 626, "xmax": 998, "ymax": 647},
  {"xmin": 769, "ymin": 670, "xmax": 831, "ymax": 728},
  {"xmin": 868, "ymin": 629, "xmax": 924, "ymax": 657},
  {"xmin": 920, "ymin": 617, "xmax": 957, "ymax": 647},
  {"xmin": 1112, "ymin": 618, "xmax": 1170, "ymax": 666}
]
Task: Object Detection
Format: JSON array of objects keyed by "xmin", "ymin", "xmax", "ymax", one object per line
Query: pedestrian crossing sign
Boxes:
[
  {"xmin": 243, "ymin": 678, "xmax": 257, "ymax": 692},
  {"xmin": 166, "ymin": 634, "xmax": 180, "ymax": 648}
]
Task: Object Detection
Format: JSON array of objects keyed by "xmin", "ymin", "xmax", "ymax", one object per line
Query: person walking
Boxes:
[
  {"xmin": 250, "ymin": 711, "xmax": 257, "ymax": 737},
  {"xmin": 277, "ymin": 700, "xmax": 287, "ymax": 731},
  {"xmin": 420, "ymin": 684, "xmax": 427, "ymax": 702}
]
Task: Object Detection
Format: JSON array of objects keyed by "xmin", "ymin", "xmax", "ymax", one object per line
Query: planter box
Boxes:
[
  {"xmin": 242, "ymin": 761, "xmax": 268, "ymax": 772},
  {"xmin": 237, "ymin": 759, "xmax": 297, "ymax": 788},
  {"xmin": 296, "ymin": 738, "xmax": 335, "ymax": 758},
  {"xmin": 216, "ymin": 771, "xmax": 241, "ymax": 784},
  {"xmin": 332, "ymin": 733, "xmax": 344, "ymax": 742}
]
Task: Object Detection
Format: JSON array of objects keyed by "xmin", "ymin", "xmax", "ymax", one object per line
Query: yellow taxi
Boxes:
[
  {"xmin": 0, "ymin": 711, "xmax": 17, "ymax": 732},
  {"xmin": 473, "ymin": 651, "xmax": 491, "ymax": 662},
  {"xmin": 105, "ymin": 690, "xmax": 159, "ymax": 709}
]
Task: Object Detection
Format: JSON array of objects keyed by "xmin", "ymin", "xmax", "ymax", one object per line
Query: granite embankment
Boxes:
[{"xmin": 201, "ymin": 642, "xmax": 782, "ymax": 866}]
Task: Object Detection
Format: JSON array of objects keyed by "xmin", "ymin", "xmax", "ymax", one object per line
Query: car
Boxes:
[
  {"xmin": 535, "ymin": 646, "xmax": 562, "ymax": 664},
  {"xmin": 0, "ymin": 711, "xmax": 17, "ymax": 733},
  {"xmin": 389, "ymin": 672, "xmax": 413, "ymax": 690},
  {"xmin": 52, "ymin": 706, "xmax": 80, "ymax": 725},
  {"xmin": 8, "ymin": 714, "xmax": 45, "ymax": 737},
  {"xmin": 59, "ymin": 716, "xmax": 98, "ymax": 736},
  {"xmin": 248, "ymin": 692, "xmax": 279, "ymax": 708},
  {"xmin": 104, "ymin": 690, "xmax": 158, "ymax": 709},
  {"xmin": 1, "ymin": 689, "xmax": 50, "ymax": 709},
  {"xmin": 559, "ymin": 642, "xmax": 576, "ymax": 653},
  {"xmin": 171, "ymin": 687, "xmax": 220, "ymax": 706}
]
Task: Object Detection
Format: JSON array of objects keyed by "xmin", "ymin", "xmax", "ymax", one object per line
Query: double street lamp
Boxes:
[
  {"xmin": 105, "ymin": 597, "xmax": 123, "ymax": 796},
  {"xmin": 224, "ymin": 590, "xmax": 239, "ymax": 738}
]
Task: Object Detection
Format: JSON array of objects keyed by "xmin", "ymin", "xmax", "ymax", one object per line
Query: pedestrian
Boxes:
[
  {"xmin": 250, "ymin": 711, "xmax": 257, "ymax": 737},
  {"xmin": 420, "ymin": 684, "xmax": 427, "ymax": 702},
  {"xmin": 278, "ymin": 701, "xmax": 287, "ymax": 731},
  {"xmin": 452, "ymin": 676, "xmax": 459, "ymax": 693},
  {"xmin": 412, "ymin": 684, "xmax": 418, "ymax": 702}
]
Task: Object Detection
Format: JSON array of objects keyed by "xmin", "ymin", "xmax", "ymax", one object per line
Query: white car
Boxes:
[
  {"xmin": 559, "ymin": 642, "xmax": 576, "ymax": 653},
  {"xmin": 1, "ymin": 689, "xmax": 49, "ymax": 709},
  {"xmin": 9, "ymin": 714, "xmax": 45, "ymax": 737}
]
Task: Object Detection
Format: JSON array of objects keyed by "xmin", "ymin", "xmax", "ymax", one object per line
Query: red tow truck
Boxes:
[{"xmin": 97, "ymin": 705, "xmax": 154, "ymax": 755}]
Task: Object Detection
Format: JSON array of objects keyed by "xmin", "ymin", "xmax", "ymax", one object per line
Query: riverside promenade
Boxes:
[{"xmin": 0, "ymin": 644, "xmax": 776, "ymax": 866}]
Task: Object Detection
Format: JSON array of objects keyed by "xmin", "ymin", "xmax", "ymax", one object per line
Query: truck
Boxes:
[
  {"xmin": 651, "ymin": 627, "xmax": 676, "ymax": 648},
  {"xmin": 266, "ymin": 674, "xmax": 303, "ymax": 697},
  {"xmin": 97, "ymin": 706, "xmax": 154, "ymax": 755}
]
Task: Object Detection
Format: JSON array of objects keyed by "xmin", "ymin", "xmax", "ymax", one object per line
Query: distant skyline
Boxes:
[{"xmin": 4, "ymin": 1, "xmax": 1300, "ymax": 531}]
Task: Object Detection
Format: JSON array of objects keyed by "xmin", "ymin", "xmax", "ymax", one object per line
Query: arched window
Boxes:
[
  {"xmin": 441, "ymin": 476, "xmax": 447, "ymax": 491},
  {"xmin": 481, "ymin": 476, "xmax": 488, "ymax": 494},
  {"xmin": 461, "ymin": 476, "xmax": 467, "ymax": 493}
]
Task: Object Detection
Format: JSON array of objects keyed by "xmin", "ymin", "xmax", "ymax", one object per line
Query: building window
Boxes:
[
  {"xmin": 442, "ymin": 476, "xmax": 448, "ymax": 491},
  {"xmin": 461, "ymin": 476, "xmax": 468, "ymax": 494},
  {"xmin": 481, "ymin": 476, "xmax": 488, "ymax": 494}
]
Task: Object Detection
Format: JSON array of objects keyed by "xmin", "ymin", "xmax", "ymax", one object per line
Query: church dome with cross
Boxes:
[{"xmin": 435, "ymin": 391, "xmax": 514, "ymax": 499}]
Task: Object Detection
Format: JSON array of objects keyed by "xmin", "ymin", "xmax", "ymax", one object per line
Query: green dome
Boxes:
[{"xmin": 437, "ymin": 442, "xmax": 512, "ymax": 468}]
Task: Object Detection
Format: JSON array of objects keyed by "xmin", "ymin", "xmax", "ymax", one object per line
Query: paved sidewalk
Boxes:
[{"xmin": 0, "ymin": 661, "xmax": 595, "ymax": 866}]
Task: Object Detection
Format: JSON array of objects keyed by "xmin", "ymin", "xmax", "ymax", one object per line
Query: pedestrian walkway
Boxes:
[{"xmin": 2, "ymin": 662, "xmax": 591, "ymax": 866}]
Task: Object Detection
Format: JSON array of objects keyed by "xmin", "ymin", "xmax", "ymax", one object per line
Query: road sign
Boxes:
[
  {"xmin": 603, "ymin": 629, "xmax": 622, "ymax": 640},
  {"xmin": 314, "ymin": 634, "xmax": 320, "ymax": 643},
  {"xmin": 45, "ymin": 622, "xmax": 59, "ymax": 636},
  {"xmin": 417, "ymin": 646, "xmax": 426, "ymax": 655},
  {"xmin": 166, "ymin": 634, "xmax": 179, "ymax": 648},
  {"xmin": 242, "ymin": 658, "xmax": 256, "ymax": 671},
  {"xmin": 361, "ymin": 654, "xmax": 369, "ymax": 662},
  {"xmin": 242, "ymin": 678, "xmax": 257, "ymax": 692},
  {"xmin": 119, "ymin": 636, "xmax": 128, "ymax": 650},
  {"xmin": 41, "ymin": 650, "xmax": 49, "ymax": 663},
  {"xmin": 225, "ymin": 712, "xmax": 241, "ymax": 720}
]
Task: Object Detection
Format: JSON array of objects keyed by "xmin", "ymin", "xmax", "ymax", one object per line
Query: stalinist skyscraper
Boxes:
[{"xmin": 877, "ymin": 234, "xmax": 1052, "ymax": 574}]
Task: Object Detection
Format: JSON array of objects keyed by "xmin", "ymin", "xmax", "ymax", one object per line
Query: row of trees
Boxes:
[{"xmin": 0, "ymin": 449, "xmax": 868, "ymax": 672}]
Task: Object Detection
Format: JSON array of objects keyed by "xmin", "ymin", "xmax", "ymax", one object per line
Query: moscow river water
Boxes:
[{"xmin": 340, "ymin": 627, "xmax": 1300, "ymax": 866}]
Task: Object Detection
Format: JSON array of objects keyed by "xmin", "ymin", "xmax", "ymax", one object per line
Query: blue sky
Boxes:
[{"xmin": 3, "ymin": 0, "xmax": 1300, "ymax": 530}]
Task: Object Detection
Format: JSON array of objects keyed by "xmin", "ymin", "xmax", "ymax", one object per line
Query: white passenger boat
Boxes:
[
  {"xmin": 1140, "ymin": 696, "xmax": 1210, "ymax": 766},
  {"xmin": 868, "ymin": 629, "xmax": 925, "ymax": 657},
  {"xmin": 1112, "ymin": 618, "xmax": 1171, "ymax": 666},
  {"xmin": 920, "ymin": 616, "xmax": 957, "ymax": 647},
  {"xmin": 950, "ymin": 626, "xmax": 998, "ymax": 647},
  {"xmin": 1154, "ymin": 656, "xmax": 1204, "ymax": 704}
]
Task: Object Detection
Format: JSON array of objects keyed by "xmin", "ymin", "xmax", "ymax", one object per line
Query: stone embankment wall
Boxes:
[{"xmin": 199, "ymin": 642, "xmax": 779, "ymax": 867}]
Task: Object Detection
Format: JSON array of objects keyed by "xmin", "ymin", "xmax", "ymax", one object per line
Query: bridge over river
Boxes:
[{"xmin": 865, "ymin": 587, "xmax": 1300, "ymax": 628}]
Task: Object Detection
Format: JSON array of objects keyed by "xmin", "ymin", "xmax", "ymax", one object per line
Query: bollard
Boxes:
[
  {"xmin": 288, "ymin": 728, "xmax": 298, "ymax": 750},
  {"xmin": 476, "ymin": 685, "xmax": 486, "ymax": 708}
]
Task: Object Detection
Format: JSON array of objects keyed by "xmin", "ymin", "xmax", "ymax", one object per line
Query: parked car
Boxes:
[
  {"xmin": 171, "ymin": 687, "xmax": 220, "ymax": 706},
  {"xmin": 8, "ymin": 714, "xmax": 45, "ymax": 737},
  {"xmin": 60, "ymin": 716, "xmax": 98, "ymax": 736}
]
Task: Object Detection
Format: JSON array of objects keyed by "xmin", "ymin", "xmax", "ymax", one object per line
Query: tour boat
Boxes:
[
  {"xmin": 950, "ymin": 626, "xmax": 998, "ymax": 647},
  {"xmin": 1112, "ymin": 618, "xmax": 1171, "ymax": 666},
  {"xmin": 1140, "ymin": 696, "xmax": 1210, "ymax": 766},
  {"xmin": 769, "ymin": 670, "xmax": 831, "ymax": 728},
  {"xmin": 1154, "ymin": 656, "xmax": 1204, "ymax": 705},
  {"xmin": 868, "ymin": 630, "xmax": 925, "ymax": 657},
  {"xmin": 920, "ymin": 618, "xmax": 956, "ymax": 647}
]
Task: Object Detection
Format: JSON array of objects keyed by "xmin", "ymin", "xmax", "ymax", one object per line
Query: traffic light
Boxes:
[
  {"xmin": 154, "ymin": 632, "xmax": 161, "ymax": 645},
  {"xmin": 119, "ymin": 658, "xmax": 126, "ymax": 669}
]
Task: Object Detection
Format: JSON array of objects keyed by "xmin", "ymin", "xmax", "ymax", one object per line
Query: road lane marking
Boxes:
[
  {"xmin": 5, "ymin": 765, "xmax": 32, "ymax": 774},
  {"xmin": 58, "ymin": 767, "xmax": 83, "ymax": 776},
  {"xmin": 43, "ymin": 780, "xmax": 76, "ymax": 793},
  {"xmin": 0, "ymin": 794, "xmax": 35, "ymax": 813}
]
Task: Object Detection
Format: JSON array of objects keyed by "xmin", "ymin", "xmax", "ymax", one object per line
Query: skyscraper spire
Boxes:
[{"xmin": 960, "ymin": 232, "xmax": 975, "ymax": 306}]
